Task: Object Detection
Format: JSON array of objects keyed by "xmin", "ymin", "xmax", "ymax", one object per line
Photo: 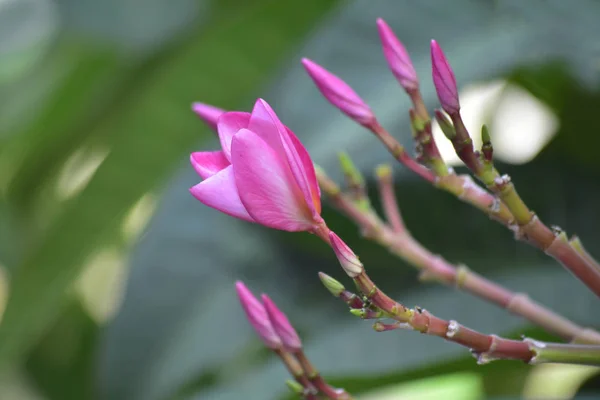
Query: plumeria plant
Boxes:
[{"xmin": 188, "ymin": 18, "xmax": 600, "ymax": 399}]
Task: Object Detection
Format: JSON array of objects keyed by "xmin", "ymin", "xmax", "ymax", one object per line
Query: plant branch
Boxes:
[
  {"xmin": 321, "ymin": 270, "xmax": 600, "ymax": 366},
  {"xmin": 276, "ymin": 349, "xmax": 318, "ymax": 399},
  {"xmin": 375, "ymin": 164, "xmax": 406, "ymax": 233},
  {"xmin": 368, "ymin": 122, "xmax": 515, "ymax": 226},
  {"xmin": 295, "ymin": 351, "xmax": 353, "ymax": 400},
  {"xmin": 315, "ymin": 168, "xmax": 600, "ymax": 344},
  {"xmin": 446, "ymin": 111, "xmax": 600, "ymax": 298}
]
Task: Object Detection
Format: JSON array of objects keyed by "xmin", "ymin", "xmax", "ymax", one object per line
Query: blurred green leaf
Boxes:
[
  {"xmin": 521, "ymin": 364, "xmax": 600, "ymax": 400},
  {"xmin": 25, "ymin": 298, "xmax": 99, "ymax": 400},
  {"xmin": 360, "ymin": 372, "xmax": 483, "ymax": 400},
  {"xmin": 0, "ymin": 0, "xmax": 341, "ymax": 375}
]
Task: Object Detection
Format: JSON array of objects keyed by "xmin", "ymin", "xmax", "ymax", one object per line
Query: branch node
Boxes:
[
  {"xmin": 446, "ymin": 320, "xmax": 460, "ymax": 338},
  {"xmin": 506, "ymin": 293, "xmax": 530, "ymax": 314},
  {"xmin": 455, "ymin": 264, "xmax": 469, "ymax": 289}
]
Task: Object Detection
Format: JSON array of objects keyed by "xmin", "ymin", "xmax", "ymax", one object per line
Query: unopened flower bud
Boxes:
[
  {"xmin": 235, "ymin": 281, "xmax": 281, "ymax": 349},
  {"xmin": 302, "ymin": 58, "xmax": 376, "ymax": 127},
  {"xmin": 377, "ymin": 18, "xmax": 418, "ymax": 91},
  {"xmin": 329, "ymin": 232, "xmax": 364, "ymax": 278},
  {"xmin": 430, "ymin": 40, "xmax": 460, "ymax": 114},
  {"xmin": 318, "ymin": 272, "xmax": 345, "ymax": 297}
]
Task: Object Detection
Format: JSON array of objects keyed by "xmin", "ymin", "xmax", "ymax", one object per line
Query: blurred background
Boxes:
[{"xmin": 1, "ymin": 0, "xmax": 600, "ymax": 399}]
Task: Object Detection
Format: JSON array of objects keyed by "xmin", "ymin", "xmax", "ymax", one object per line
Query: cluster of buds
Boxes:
[
  {"xmin": 187, "ymin": 17, "xmax": 600, "ymax": 399},
  {"xmin": 236, "ymin": 282, "xmax": 352, "ymax": 399}
]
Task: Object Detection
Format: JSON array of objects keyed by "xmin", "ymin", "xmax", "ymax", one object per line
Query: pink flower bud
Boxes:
[
  {"xmin": 376, "ymin": 18, "xmax": 418, "ymax": 91},
  {"xmin": 301, "ymin": 58, "xmax": 376, "ymax": 127},
  {"xmin": 190, "ymin": 99, "xmax": 323, "ymax": 232},
  {"xmin": 192, "ymin": 102, "xmax": 226, "ymax": 131},
  {"xmin": 235, "ymin": 281, "xmax": 282, "ymax": 349},
  {"xmin": 430, "ymin": 40, "xmax": 460, "ymax": 114},
  {"xmin": 261, "ymin": 294, "xmax": 302, "ymax": 351},
  {"xmin": 328, "ymin": 232, "xmax": 364, "ymax": 278}
]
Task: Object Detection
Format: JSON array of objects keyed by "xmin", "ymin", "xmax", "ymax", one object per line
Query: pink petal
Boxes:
[
  {"xmin": 190, "ymin": 151, "xmax": 230, "ymax": 179},
  {"xmin": 216, "ymin": 111, "xmax": 251, "ymax": 161},
  {"xmin": 192, "ymin": 102, "xmax": 225, "ymax": 131},
  {"xmin": 249, "ymin": 99, "xmax": 321, "ymax": 217},
  {"xmin": 231, "ymin": 129, "xmax": 315, "ymax": 232},
  {"xmin": 236, "ymin": 282, "xmax": 282, "ymax": 349},
  {"xmin": 189, "ymin": 165, "xmax": 254, "ymax": 222},
  {"xmin": 262, "ymin": 294, "xmax": 302, "ymax": 351},
  {"xmin": 284, "ymin": 127, "xmax": 321, "ymax": 214}
]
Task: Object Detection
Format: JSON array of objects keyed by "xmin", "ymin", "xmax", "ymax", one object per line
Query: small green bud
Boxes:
[
  {"xmin": 409, "ymin": 108, "xmax": 427, "ymax": 132},
  {"xmin": 434, "ymin": 109, "xmax": 456, "ymax": 140},
  {"xmin": 375, "ymin": 164, "xmax": 392, "ymax": 179},
  {"xmin": 349, "ymin": 308, "xmax": 363, "ymax": 318},
  {"xmin": 318, "ymin": 272, "xmax": 345, "ymax": 297},
  {"xmin": 481, "ymin": 124, "xmax": 491, "ymax": 144},
  {"xmin": 285, "ymin": 380, "xmax": 304, "ymax": 394},
  {"xmin": 338, "ymin": 151, "xmax": 364, "ymax": 187},
  {"xmin": 480, "ymin": 124, "xmax": 493, "ymax": 162}
]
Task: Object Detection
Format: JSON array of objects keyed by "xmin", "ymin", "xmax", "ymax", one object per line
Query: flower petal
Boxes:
[
  {"xmin": 283, "ymin": 127, "xmax": 321, "ymax": 215},
  {"xmin": 190, "ymin": 151, "xmax": 230, "ymax": 179},
  {"xmin": 250, "ymin": 99, "xmax": 321, "ymax": 217},
  {"xmin": 216, "ymin": 111, "xmax": 251, "ymax": 161},
  {"xmin": 247, "ymin": 99, "xmax": 288, "ymax": 158},
  {"xmin": 231, "ymin": 128, "xmax": 314, "ymax": 231},
  {"xmin": 189, "ymin": 165, "xmax": 253, "ymax": 222}
]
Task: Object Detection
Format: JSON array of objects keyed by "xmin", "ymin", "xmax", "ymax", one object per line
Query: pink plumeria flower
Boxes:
[
  {"xmin": 189, "ymin": 99, "xmax": 323, "ymax": 232},
  {"xmin": 376, "ymin": 18, "xmax": 418, "ymax": 91},
  {"xmin": 236, "ymin": 281, "xmax": 282, "ymax": 349},
  {"xmin": 329, "ymin": 232, "xmax": 364, "ymax": 278},
  {"xmin": 430, "ymin": 40, "xmax": 460, "ymax": 115},
  {"xmin": 262, "ymin": 294, "xmax": 302, "ymax": 352},
  {"xmin": 302, "ymin": 58, "xmax": 376, "ymax": 128},
  {"xmin": 192, "ymin": 102, "xmax": 226, "ymax": 131}
]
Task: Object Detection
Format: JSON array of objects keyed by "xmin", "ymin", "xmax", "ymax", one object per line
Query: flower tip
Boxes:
[
  {"xmin": 301, "ymin": 57, "xmax": 314, "ymax": 68},
  {"xmin": 329, "ymin": 232, "xmax": 364, "ymax": 278},
  {"xmin": 191, "ymin": 102, "xmax": 225, "ymax": 131},
  {"xmin": 235, "ymin": 280, "xmax": 252, "ymax": 300}
]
